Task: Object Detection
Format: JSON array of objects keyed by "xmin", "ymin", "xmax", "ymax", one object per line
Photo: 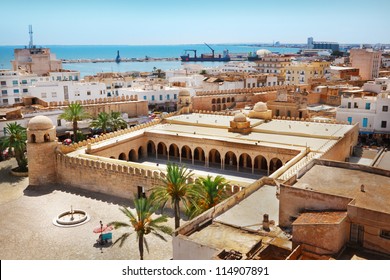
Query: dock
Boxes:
[{"xmin": 61, "ymin": 57, "xmax": 181, "ymax": 64}]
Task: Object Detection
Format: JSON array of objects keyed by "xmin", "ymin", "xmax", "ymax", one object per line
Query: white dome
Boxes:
[
  {"xmin": 28, "ymin": 116, "xmax": 54, "ymax": 130},
  {"xmin": 253, "ymin": 102, "xmax": 268, "ymax": 112},
  {"xmin": 256, "ymin": 49, "xmax": 272, "ymax": 57},
  {"xmin": 233, "ymin": 113, "xmax": 247, "ymax": 122}
]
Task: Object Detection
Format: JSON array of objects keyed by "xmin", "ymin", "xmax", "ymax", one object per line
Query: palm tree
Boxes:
[
  {"xmin": 152, "ymin": 163, "xmax": 196, "ymax": 229},
  {"xmin": 0, "ymin": 122, "xmax": 27, "ymax": 172},
  {"xmin": 90, "ymin": 112, "xmax": 111, "ymax": 133},
  {"xmin": 108, "ymin": 194, "xmax": 172, "ymax": 260},
  {"xmin": 59, "ymin": 103, "xmax": 89, "ymax": 142},
  {"xmin": 110, "ymin": 111, "xmax": 127, "ymax": 131},
  {"xmin": 190, "ymin": 175, "xmax": 229, "ymax": 218}
]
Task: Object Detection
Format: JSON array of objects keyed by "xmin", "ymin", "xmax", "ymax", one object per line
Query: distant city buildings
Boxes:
[{"xmin": 307, "ymin": 37, "xmax": 340, "ymax": 52}]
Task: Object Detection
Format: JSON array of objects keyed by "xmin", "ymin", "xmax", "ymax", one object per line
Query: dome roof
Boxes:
[
  {"xmin": 253, "ymin": 102, "xmax": 268, "ymax": 112},
  {"xmin": 179, "ymin": 89, "xmax": 190, "ymax": 96},
  {"xmin": 256, "ymin": 49, "xmax": 272, "ymax": 57},
  {"xmin": 233, "ymin": 113, "xmax": 247, "ymax": 122},
  {"xmin": 28, "ymin": 115, "xmax": 54, "ymax": 130}
]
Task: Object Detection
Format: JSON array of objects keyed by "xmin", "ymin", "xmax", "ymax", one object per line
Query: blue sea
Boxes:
[{"xmin": 0, "ymin": 44, "xmax": 300, "ymax": 77}]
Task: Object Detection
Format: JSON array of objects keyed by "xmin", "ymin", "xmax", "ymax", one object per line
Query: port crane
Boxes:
[{"xmin": 204, "ymin": 42, "xmax": 215, "ymax": 57}]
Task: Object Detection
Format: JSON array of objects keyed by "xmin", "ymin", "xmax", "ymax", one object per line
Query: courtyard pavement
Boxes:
[{"xmin": 0, "ymin": 158, "xmax": 175, "ymax": 260}]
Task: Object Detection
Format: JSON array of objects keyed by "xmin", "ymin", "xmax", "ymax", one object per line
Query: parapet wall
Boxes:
[
  {"xmin": 48, "ymin": 95, "xmax": 139, "ymax": 107},
  {"xmin": 56, "ymin": 153, "xmax": 164, "ymax": 199},
  {"xmin": 196, "ymin": 85, "xmax": 295, "ymax": 96}
]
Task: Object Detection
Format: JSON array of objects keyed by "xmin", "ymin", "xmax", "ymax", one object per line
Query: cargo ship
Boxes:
[{"xmin": 180, "ymin": 43, "xmax": 231, "ymax": 62}]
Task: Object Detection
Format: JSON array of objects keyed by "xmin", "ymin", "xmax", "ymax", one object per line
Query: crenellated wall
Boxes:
[{"xmin": 56, "ymin": 153, "xmax": 165, "ymax": 199}]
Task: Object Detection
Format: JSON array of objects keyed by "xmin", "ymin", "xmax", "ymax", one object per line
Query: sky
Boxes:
[{"xmin": 0, "ymin": 0, "xmax": 389, "ymax": 45}]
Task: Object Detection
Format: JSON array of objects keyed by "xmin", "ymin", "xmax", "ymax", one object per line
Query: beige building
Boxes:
[
  {"xmin": 255, "ymin": 54, "xmax": 293, "ymax": 75},
  {"xmin": 285, "ymin": 61, "xmax": 330, "ymax": 85},
  {"xmin": 11, "ymin": 48, "xmax": 62, "ymax": 76},
  {"xmin": 350, "ymin": 48, "xmax": 382, "ymax": 80}
]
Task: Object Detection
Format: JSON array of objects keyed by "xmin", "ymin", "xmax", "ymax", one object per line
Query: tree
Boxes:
[
  {"xmin": 59, "ymin": 103, "xmax": 89, "ymax": 142},
  {"xmin": 90, "ymin": 112, "xmax": 111, "ymax": 133},
  {"xmin": 108, "ymin": 194, "xmax": 172, "ymax": 260},
  {"xmin": 152, "ymin": 163, "xmax": 196, "ymax": 229},
  {"xmin": 110, "ymin": 111, "xmax": 127, "ymax": 131},
  {"xmin": 189, "ymin": 175, "xmax": 229, "ymax": 218},
  {"xmin": 0, "ymin": 122, "xmax": 27, "ymax": 172}
]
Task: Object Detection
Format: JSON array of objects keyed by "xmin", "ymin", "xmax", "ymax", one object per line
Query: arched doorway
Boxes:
[
  {"xmin": 129, "ymin": 149, "xmax": 137, "ymax": 162},
  {"xmin": 138, "ymin": 146, "xmax": 144, "ymax": 161},
  {"xmin": 181, "ymin": 145, "xmax": 192, "ymax": 163},
  {"xmin": 209, "ymin": 149, "xmax": 221, "ymax": 168},
  {"xmin": 239, "ymin": 153, "xmax": 252, "ymax": 172},
  {"xmin": 194, "ymin": 147, "xmax": 205, "ymax": 166},
  {"xmin": 169, "ymin": 144, "xmax": 180, "ymax": 161},
  {"xmin": 212, "ymin": 104, "xmax": 216, "ymax": 111},
  {"xmin": 157, "ymin": 142, "xmax": 168, "ymax": 159},
  {"xmin": 270, "ymin": 157, "xmax": 283, "ymax": 174},
  {"xmin": 254, "ymin": 155, "xmax": 268, "ymax": 174},
  {"xmin": 224, "ymin": 151, "xmax": 237, "ymax": 171},
  {"xmin": 147, "ymin": 140, "xmax": 156, "ymax": 157},
  {"xmin": 119, "ymin": 153, "xmax": 127, "ymax": 161}
]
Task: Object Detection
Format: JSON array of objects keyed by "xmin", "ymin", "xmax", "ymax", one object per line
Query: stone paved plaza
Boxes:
[{"xmin": 0, "ymin": 159, "xmax": 175, "ymax": 260}]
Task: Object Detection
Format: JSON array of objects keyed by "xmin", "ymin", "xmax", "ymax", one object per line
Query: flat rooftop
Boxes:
[
  {"xmin": 294, "ymin": 164, "xmax": 390, "ymax": 214},
  {"xmin": 293, "ymin": 211, "xmax": 347, "ymax": 225}
]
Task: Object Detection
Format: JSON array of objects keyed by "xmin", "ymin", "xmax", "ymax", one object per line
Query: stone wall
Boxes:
[
  {"xmin": 56, "ymin": 154, "xmax": 164, "ymax": 199},
  {"xmin": 278, "ymin": 185, "xmax": 352, "ymax": 227}
]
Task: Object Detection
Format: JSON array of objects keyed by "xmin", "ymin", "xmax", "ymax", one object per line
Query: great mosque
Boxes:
[{"xmin": 27, "ymin": 89, "xmax": 359, "ymax": 200}]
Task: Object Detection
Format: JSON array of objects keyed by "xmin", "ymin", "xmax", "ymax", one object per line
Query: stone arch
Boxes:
[
  {"xmin": 129, "ymin": 149, "xmax": 137, "ymax": 162},
  {"xmin": 217, "ymin": 98, "xmax": 221, "ymax": 103},
  {"xmin": 138, "ymin": 146, "xmax": 144, "ymax": 160},
  {"xmin": 44, "ymin": 133, "xmax": 50, "ymax": 142},
  {"xmin": 217, "ymin": 104, "xmax": 221, "ymax": 111},
  {"xmin": 254, "ymin": 155, "xmax": 268, "ymax": 173},
  {"xmin": 147, "ymin": 140, "xmax": 156, "ymax": 157},
  {"xmin": 194, "ymin": 147, "xmax": 205, "ymax": 165},
  {"xmin": 222, "ymin": 97, "xmax": 226, "ymax": 103},
  {"xmin": 231, "ymin": 97, "xmax": 235, "ymax": 102},
  {"xmin": 224, "ymin": 151, "xmax": 238, "ymax": 171},
  {"xmin": 212, "ymin": 104, "xmax": 216, "ymax": 111},
  {"xmin": 222, "ymin": 104, "xmax": 227, "ymax": 110},
  {"xmin": 212, "ymin": 98, "xmax": 216, "ymax": 104},
  {"xmin": 157, "ymin": 142, "xmax": 168, "ymax": 159},
  {"xmin": 270, "ymin": 157, "xmax": 283, "ymax": 174},
  {"xmin": 239, "ymin": 153, "xmax": 252, "ymax": 172},
  {"xmin": 30, "ymin": 134, "xmax": 36, "ymax": 143},
  {"xmin": 169, "ymin": 143, "xmax": 180, "ymax": 160},
  {"xmin": 119, "ymin": 152, "xmax": 127, "ymax": 161},
  {"xmin": 227, "ymin": 97, "xmax": 231, "ymax": 102},
  {"xmin": 181, "ymin": 145, "xmax": 192, "ymax": 162},
  {"xmin": 209, "ymin": 149, "xmax": 221, "ymax": 168}
]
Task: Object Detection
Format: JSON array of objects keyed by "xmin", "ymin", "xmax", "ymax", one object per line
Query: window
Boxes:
[
  {"xmin": 348, "ymin": 102, "xmax": 351, "ymax": 109},
  {"xmin": 151, "ymin": 95, "xmax": 155, "ymax": 101},
  {"xmin": 51, "ymin": 92, "xmax": 57, "ymax": 98},
  {"xmin": 365, "ymin": 103, "xmax": 371, "ymax": 110},
  {"xmin": 159, "ymin": 95, "xmax": 163, "ymax": 101},
  {"xmin": 2, "ymin": 90, "xmax": 7, "ymax": 95},
  {"xmin": 87, "ymin": 91, "xmax": 91, "ymax": 96},
  {"xmin": 0, "ymin": 81, "xmax": 6, "ymax": 86},
  {"xmin": 57, "ymin": 119, "xmax": 62, "ymax": 127},
  {"xmin": 383, "ymin": 106, "xmax": 388, "ymax": 112},
  {"xmin": 3, "ymin": 98, "xmax": 8, "ymax": 104},
  {"xmin": 347, "ymin": 117, "xmax": 352, "ymax": 124},
  {"xmin": 174, "ymin": 94, "xmax": 177, "ymax": 100},
  {"xmin": 14, "ymin": 98, "xmax": 20, "ymax": 103},
  {"xmin": 143, "ymin": 96, "xmax": 147, "ymax": 100},
  {"xmin": 354, "ymin": 102, "xmax": 358, "ymax": 108},
  {"xmin": 41, "ymin": 92, "xmax": 47, "ymax": 98},
  {"xmin": 380, "ymin": 230, "xmax": 390, "ymax": 240},
  {"xmin": 167, "ymin": 94, "xmax": 170, "ymax": 100},
  {"xmin": 13, "ymin": 89, "xmax": 19, "ymax": 94},
  {"xmin": 381, "ymin": 121, "xmax": 387, "ymax": 128},
  {"xmin": 362, "ymin": 118, "xmax": 368, "ymax": 128},
  {"xmin": 21, "ymin": 80, "xmax": 27, "ymax": 84},
  {"xmin": 57, "ymin": 76, "xmax": 61, "ymax": 81},
  {"xmin": 12, "ymin": 80, "xmax": 18, "ymax": 85}
]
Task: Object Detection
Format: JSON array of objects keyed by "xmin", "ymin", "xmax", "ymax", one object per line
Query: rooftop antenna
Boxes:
[{"xmin": 28, "ymin": 25, "xmax": 34, "ymax": 49}]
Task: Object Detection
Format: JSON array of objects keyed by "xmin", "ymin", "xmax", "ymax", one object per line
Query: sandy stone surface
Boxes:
[{"xmin": 0, "ymin": 158, "xmax": 175, "ymax": 260}]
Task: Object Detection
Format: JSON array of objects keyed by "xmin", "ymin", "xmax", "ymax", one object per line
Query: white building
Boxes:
[
  {"xmin": 0, "ymin": 70, "xmax": 38, "ymax": 106},
  {"xmin": 219, "ymin": 62, "xmax": 258, "ymax": 73},
  {"xmin": 118, "ymin": 87, "xmax": 186, "ymax": 106},
  {"xmin": 28, "ymin": 80, "xmax": 106, "ymax": 103},
  {"xmin": 336, "ymin": 92, "xmax": 390, "ymax": 134},
  {"xmin": 362, "ymin": 77, "xmax": 390, "ymax": 94}
]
